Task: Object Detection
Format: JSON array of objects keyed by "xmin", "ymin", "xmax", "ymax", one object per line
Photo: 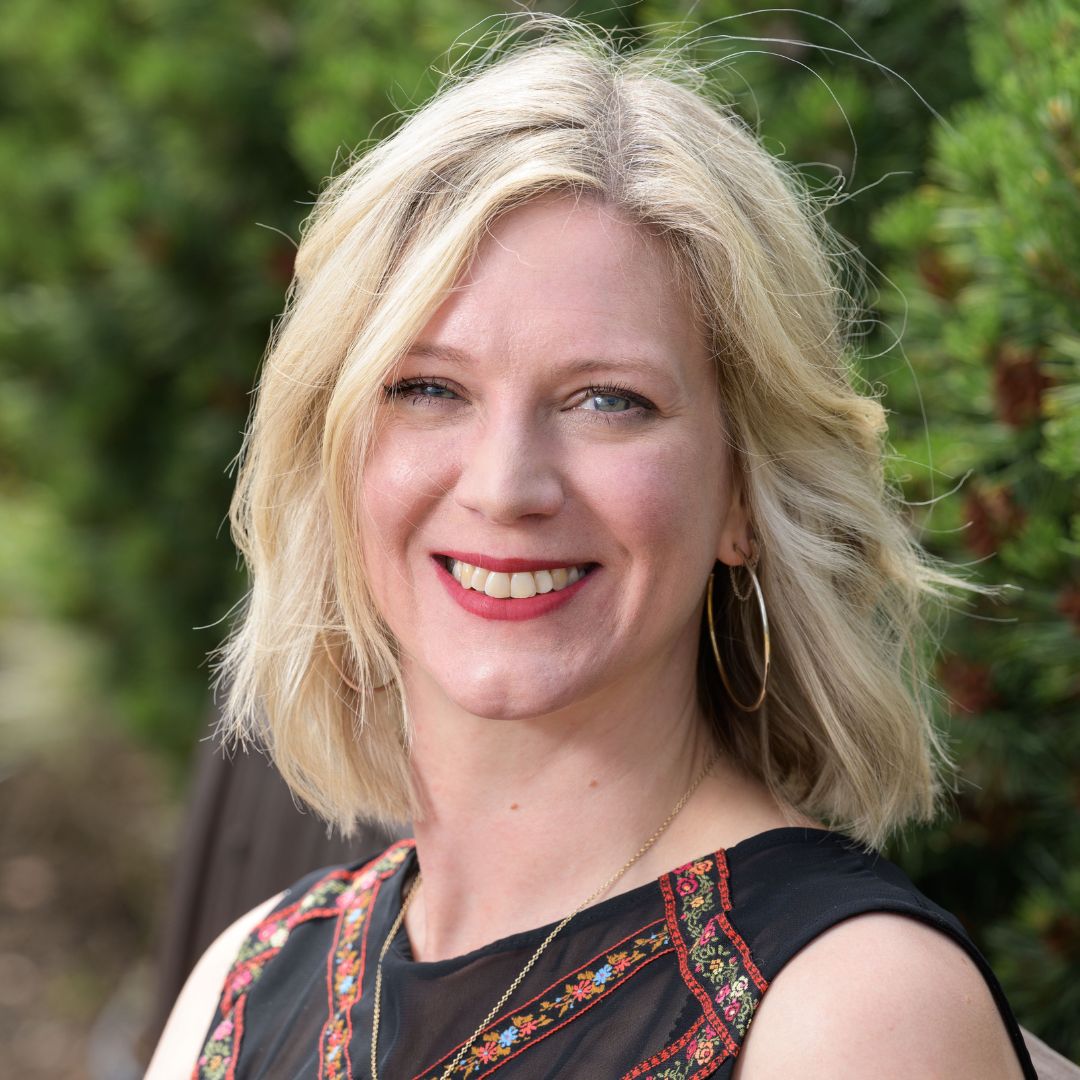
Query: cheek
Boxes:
[
  {"xmin": 576, "ymin": 435, "xmax": 729, "ymax": 558},
  {"xmin": 358, "ymin": 431, "xmax": 453, "ymax": 577}
]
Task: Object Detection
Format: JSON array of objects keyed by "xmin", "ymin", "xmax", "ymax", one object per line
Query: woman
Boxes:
[{"xmin": 150, "ymin": 18, "xmax": 1037, "ymax": 1079}]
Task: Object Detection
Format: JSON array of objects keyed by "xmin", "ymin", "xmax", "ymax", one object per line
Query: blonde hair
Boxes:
[{"xmin": 213, "ymin": 16, "xmax": 959, "ymax": 851}]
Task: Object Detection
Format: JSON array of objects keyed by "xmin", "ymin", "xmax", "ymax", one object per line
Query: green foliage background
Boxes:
[{"xmin": 1, "ymin": 0, "xmax": 1076, "ymax": 1057}]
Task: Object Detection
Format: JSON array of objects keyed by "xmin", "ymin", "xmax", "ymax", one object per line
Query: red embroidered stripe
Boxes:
[
  {"xmin": 716, "ymin": 849, "xmax": 733, "ymax": 911},
  {"xmin": 193, "ymin": 842, "xmax": 415, "ymax": 1080},
  {"xmin": 319, "ymin": 877, "xmax": 383, "ymax": 1078},
  {"xmin": 413, "ymin": 918, "xmax": 673, "ymax": 1079},
  {"xmin": 715, "ymin": 852, "xmax": 767, "ymax": 993},
  {"xmin": 624, "ymin": 852, "xmax": 767, "ymax": 1079},
  {"xmin": 320, "ymin": 841, "xmax": 414, "ymax": 1079},
  {"xmin": 226, "ymin": 995, "xmax": 246, "ymax": 1080},
  {"xmin": 220, "ymin": 885, "xmax": 351, "ymax": 1015},
  {"xmin": 319, "ymin": 885, "xmax": 351, "ymax": 1078},
  {"xmin": 661, "ymin": 872, "xmax": 737, "ymax": 1056}
]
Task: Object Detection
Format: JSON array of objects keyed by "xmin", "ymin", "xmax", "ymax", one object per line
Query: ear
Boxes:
[{"xmin": 716, "ymin": 456, "xmax": 753, "ymax": 568}]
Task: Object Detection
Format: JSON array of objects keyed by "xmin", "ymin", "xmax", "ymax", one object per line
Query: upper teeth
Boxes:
[{"xmin": 448, "ymin": 559, "xmax": 588, "ymax": 598}]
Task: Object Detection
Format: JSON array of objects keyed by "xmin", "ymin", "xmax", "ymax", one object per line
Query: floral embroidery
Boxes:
[
  {"xmin": 417, "ymin": 920, "xmax": 673, "ymax": 1079},
  {"xmin": 622, "ymin": 851, "xmax": 767, "ymax": 1080},
  {"xmin": 194, "ymin": 998, "xmax": 246, "ymax": 1080},
  {"xmin": 319, "ymin": 844, "xmax": 412, "ymax": 1079},
  {"xmin": 676, "ymin": 876, "xmax": 698, "ymax": 896},
  {"xmin": 192, "ymin": 841, "xmax": 414, "ymax": 1080},
  {"xmin": 196, "ymin": 843, "xmax": 765, "ymax": 1080}
]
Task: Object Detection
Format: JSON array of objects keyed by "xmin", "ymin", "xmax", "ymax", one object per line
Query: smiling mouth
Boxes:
[{"xmin": 434, "ymin": 555, "xmax": 599, "ymax": 599}]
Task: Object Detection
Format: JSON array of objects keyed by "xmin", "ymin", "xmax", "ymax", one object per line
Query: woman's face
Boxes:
[{"xmin": 360, "ymin": 193, "xmax": 748, "ymax": 721}]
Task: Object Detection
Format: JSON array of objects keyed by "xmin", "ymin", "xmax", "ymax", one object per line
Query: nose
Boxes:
[{"xmin": 452, "ymin": 411, "xmax": 565, "ymax": 524}]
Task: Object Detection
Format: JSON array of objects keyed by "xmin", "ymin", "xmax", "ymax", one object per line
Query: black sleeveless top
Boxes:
[{"xmin": 194, "ymin": 828, "xmax": 1037, "ymax": 1078}]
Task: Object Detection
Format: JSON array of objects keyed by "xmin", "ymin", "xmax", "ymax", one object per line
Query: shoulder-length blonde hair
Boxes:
[{"xmin": 213, "ymin": 16, "xmax": 959, "ymax": 851}]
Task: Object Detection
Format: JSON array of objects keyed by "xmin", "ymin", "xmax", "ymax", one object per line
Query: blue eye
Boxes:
[
  {"xmin": 383, "ymin": 378, "xmax": 459, "ymax": 405},
  {"xmin": 576, "ymin": 384, "xmax": 654, "ymax": 419},
  {"xmin": 382, "ymin": 377, "xmax": 656, "ymax": 421},
  {"xmin": 581, "ymin": 392, "xmax": 635, "ymax": 413}
]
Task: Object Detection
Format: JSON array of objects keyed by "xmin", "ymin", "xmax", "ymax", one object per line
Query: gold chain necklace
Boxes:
[{"xmin": 369, "ymin": 750, "xmax": 718, "ymax": 1080}]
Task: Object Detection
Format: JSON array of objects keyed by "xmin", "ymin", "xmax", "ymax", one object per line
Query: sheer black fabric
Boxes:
[{"xmin": 194, "ymin": 828, "xmax": 1036, "ymax": 1079}]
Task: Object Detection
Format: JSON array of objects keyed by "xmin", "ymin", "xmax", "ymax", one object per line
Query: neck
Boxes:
[{"xmin": 400, "ymin": 653, "xmax": 791, "ymax": 963}]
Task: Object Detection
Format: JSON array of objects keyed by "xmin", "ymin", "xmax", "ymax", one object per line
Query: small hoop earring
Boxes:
[{"xmin": 706, "ymin": 549, "xmax": 770, "ymax": 712}]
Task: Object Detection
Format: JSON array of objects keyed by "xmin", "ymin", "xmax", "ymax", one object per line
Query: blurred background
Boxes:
[{"xmin": 1, "ymin": 0, "xmax": 1077, "ymax": 1075}]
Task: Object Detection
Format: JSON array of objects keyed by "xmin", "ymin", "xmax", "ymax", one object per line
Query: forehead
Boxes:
[{"xmin": 412, "ymin": 194, "xmax": 708, "ymax": 380}]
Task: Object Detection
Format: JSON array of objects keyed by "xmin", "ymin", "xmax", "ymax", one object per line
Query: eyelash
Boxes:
[{"xmin": 381, "ymin": 377, "xmax": 656, "ymax": 421}]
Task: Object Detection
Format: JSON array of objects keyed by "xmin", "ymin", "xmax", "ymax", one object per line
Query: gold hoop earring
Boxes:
[{"xmin": 706, "ymin": 553, "xmax": 770, "ymax": 712}]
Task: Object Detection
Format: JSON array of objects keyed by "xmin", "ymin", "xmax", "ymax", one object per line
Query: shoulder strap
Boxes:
[
  {"xmin": 639, "ymin": 851, "xmax": 768, "ymax": 1078},
  {"xmin": 192, "ymin": 839, "xmax": 414, "ymax": 1080},
  {"xmin": 723, "ymin": 828, "xmax": 1038, "ymax": 1080}
]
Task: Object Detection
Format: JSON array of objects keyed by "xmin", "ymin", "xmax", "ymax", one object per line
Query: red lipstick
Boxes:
[{"xmin": 431, "ymin": 556, "xmax": 596, "ymax": 622}]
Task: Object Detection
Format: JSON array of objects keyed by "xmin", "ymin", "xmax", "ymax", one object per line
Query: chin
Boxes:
[
  {"xmin": 441, "ymin": 670, "xmax": 590, "ymax": 723},
  {"xmin": 447, "ymin": 690, "xmax": 569, "ymax": 724}
]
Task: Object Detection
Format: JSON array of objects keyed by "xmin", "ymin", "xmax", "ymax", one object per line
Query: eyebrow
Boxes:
[{"xmin": 403, "ymin": 342, "xmax": 680, "ymax": 388}]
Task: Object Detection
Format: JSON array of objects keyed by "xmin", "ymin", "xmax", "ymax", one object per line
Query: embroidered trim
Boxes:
[
  {"xmin": 192, "ymin": 841, "xmax": 414, "ymax": 1080},
  {"xmin": 193, "ymin": 994, "xmax": 249, "ymax": 1080},
  {"xmin": 623, "ymin": 1015, "xmax": 727, "ymax": 1080},
  {"xmin": 319, "ymin": 845, "xmax": 409, "ymax": 1078},
  {"xmin": 195, "ymin": 843, "xmax": 767, "ymax": 1080},
  {"xmin": 414, "ymin": 919, "xmax": 673, "ymax": 1079},
  {"xmin": 621, "ymin": 852, "xmax": 767, "ymax": 1080}
]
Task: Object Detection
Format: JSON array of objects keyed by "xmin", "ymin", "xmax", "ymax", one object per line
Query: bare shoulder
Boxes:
[
  {"xmin": 145, "ymin": 891, "xmax": 285, "ymax": 1080},
  {"xmin": 732, "ymin": 911, "xmax": 1026, "ymax": 1080}
]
